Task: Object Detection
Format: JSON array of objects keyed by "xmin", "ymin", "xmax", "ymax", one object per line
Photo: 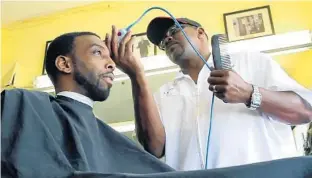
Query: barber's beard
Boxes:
[
  {"xmin": 73, "ymin": 65, "xmax": 110, "ymax": 102},
  {"xmin": 173, "ymin": 44, "xmax": 196, "ymax": 68},
  {"xmin": 167, "ymin": 44, "xmax": 185, "ymax": 65},
  {"xmin": 175, "ymin": 44, "xmax": 207, "ymax": 73}
]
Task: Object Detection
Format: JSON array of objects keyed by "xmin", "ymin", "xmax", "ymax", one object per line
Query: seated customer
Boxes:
[{"xmin": 1, "ymin": 31, "xmax": 173, "ymax": 178}]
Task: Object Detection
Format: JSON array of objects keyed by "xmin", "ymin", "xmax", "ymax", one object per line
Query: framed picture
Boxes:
[
  {"xmin": 42, "ymin": 40, "xmax": 52, "ymax": 75},
  {"xmin": 132, "ymin": 32, "xmax": 156, "ymax": 58},
  {"xmin": 223, "ymin": 5, "xmax": 275, "ymax": 42}
]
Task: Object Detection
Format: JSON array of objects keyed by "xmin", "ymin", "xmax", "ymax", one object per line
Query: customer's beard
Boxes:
[{"xmin": 73, "ymin": 67, "xmax": 110, "ymax": 102}]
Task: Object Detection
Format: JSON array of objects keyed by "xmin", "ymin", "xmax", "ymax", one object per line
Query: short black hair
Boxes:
[{"xmin": 45, "ymin": 32, "xmax": 100, "ymax": 83}]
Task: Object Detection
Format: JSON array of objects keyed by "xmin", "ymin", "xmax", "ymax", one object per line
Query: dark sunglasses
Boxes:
[{"xmin": 158, "ymin": 24, "xmax": 194, "ymax": 50}]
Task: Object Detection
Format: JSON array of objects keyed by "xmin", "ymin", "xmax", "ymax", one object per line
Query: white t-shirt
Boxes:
[{"xmin": 153, "ymin": 51, "xmax": 312, "ymax": 171}]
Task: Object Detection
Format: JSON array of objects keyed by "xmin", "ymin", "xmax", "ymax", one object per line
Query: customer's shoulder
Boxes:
[{"xmin": 1, "ymin": 88, "xmax": 51, "ymax": 99}]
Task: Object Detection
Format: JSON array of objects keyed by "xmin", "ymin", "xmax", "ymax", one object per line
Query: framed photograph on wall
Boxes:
[
  {"xmin": 42, "ymin": 40, "xmax": 52, "ymax": 75},
  {"xmin": 223, "ymin": 5, "xmax": 275, "ymax": 42},
  {"xmin": 132, "ymin": 32, "xmax": 156, "ymax": 58}
]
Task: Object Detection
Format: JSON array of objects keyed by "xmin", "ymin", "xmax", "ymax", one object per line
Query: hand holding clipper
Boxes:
[
  {"xmin": 105, "ymin": 25, "xmax": 144, "ymax": 77},
  {"xmin": 117, "ymin": 28, "xmax": 128, "ymax": 43}
]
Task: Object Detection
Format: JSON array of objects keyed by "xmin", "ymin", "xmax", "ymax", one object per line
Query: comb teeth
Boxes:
[
  {"xmin": 217, "ymin": 34, "xmax": 229, "ymax": 42},
  {"xmin": 211, "ymin": 34, "xmax": 232, "ymax": 70},
  {"xmin": 221, "ymin": 56, "xmax": 232, "ymax": 70},
  {"xmin": 218, "ymin": 35, "xmax": 232, "ymax": 70}
]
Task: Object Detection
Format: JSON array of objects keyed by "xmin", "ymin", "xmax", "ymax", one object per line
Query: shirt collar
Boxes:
[
  {"xmin": 175, "ymin": 54, "xmax": 213, "ymax": 80},
  {"xmin": 57, "ymin": 91, "xmax": 94, "ymax": 108}
]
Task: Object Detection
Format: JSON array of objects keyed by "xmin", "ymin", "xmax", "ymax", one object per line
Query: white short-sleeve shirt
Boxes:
[{"xmin": 153, "ymin": 51, "xmax": 312, "ymax": 171}]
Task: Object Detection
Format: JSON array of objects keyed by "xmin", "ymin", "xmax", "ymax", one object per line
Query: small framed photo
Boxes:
[
  {"xmin": 42, "ymin": 40, "xmax": 52, "ymax": 75},
  {"xmin": 223, "ymin": 5, "xmax": 275, "ymax": 42},
  {"xmin": 132, "ymin": 32, "xmax": 156, "ymax": 58}
]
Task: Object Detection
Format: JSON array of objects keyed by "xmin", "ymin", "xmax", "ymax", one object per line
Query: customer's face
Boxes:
[{"xmin": 72, "ymin": 35, "xmax": 116, "ymax": 101}]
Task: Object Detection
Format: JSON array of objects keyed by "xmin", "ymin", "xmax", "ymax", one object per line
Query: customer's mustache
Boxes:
[{"xmin": 99, "ymin": 72, "xmax": 115, "ymax": 81}]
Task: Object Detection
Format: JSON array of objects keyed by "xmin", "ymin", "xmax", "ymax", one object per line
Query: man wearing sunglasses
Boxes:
[{"xmin": 109, "ymin": 17, "xmax": 312, "ymax": 171}]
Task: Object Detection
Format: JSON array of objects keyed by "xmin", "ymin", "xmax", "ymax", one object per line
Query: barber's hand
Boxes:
[
  {"xmin": 207, "ymin": 70, "xmax": 253, "ymax": 104},
  {"xmin": 105, "ymin": 25, "xmax": 144, "ymax": 77}
]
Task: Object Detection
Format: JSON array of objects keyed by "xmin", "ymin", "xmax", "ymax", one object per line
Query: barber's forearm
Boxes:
[
  {"xmin": 130, "ymin": 73, "xmax": 165, "ymax": 157},
  {"xmin": 258, "ymin": 88, "xmax": 312, "ymax": 125}
]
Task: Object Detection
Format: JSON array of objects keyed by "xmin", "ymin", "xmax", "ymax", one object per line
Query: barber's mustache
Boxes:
[
  {"xmin": 99, "ymin": 72, "xmax": 115, "ymax": 81},
  {"xmin": 165, "ymin": 40, "xmax": 180, "ymax": 49}
]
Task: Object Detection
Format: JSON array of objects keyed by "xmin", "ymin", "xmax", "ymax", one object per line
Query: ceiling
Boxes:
[{"xmin": 1, "ymin": 1, "xmax": 99, "ymax": 25}]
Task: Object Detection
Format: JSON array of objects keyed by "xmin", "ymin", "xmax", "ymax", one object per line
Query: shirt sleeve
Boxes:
[{"xmin": 259, "ymin": 53, "xmax": 312, "ymax": 123}]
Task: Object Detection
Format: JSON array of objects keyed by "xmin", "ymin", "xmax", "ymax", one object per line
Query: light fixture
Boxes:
[
  {"xmin": 33, "ymin": 55, "xmax": 179, "ymax": 92},
  {"xmin": 34, "ymin": 30, "xmax": 312, "ymax": 93},
  {"xmin": 269, "ymin": 47, "xmax": 312, "ymax": 56},
  {"xmin": 108, "ymin": 121, "xmax": 135, "ymax": 133},
  {"xmin": 226, "ymin": 30, "xmax": 312, "ymax": 54}
]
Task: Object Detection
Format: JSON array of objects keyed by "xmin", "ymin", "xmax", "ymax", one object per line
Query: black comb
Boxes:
[{"xmin": 211, "ymin": 34, "xmax": 232, "ymax": 70}]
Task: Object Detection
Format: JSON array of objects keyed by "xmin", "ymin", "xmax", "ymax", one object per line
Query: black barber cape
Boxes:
[
  {"xmin": 2, "ymin": 89, "xmax": 312, "ymax": 178},
  {"xmin": 1, "ymin": 89, "xmax": 173, "ymax": 177}
]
